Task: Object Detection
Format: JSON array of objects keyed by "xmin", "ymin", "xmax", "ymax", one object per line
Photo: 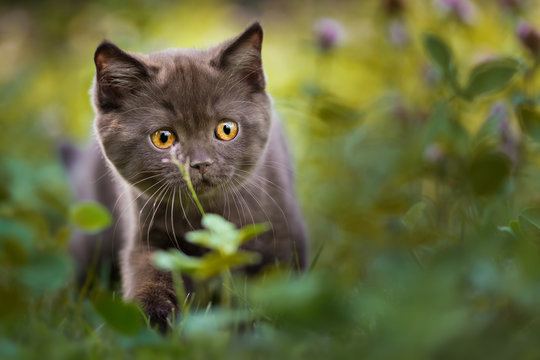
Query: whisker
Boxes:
[
  {"xmin": 145, "ymin": 185, "xmax": 171, "ymax": 249},
  {"xmin": 224, "ymin": 181, "xmax": 243, "ymax": 225},
  {"xmin": 232, "ymin": 167, "xmax": 287, "ymax": 194},
  {"xmin": 112, "ymin": 173, "xmax": 163, "ymax": 213},
  {"xmin": 178, "ymin": 186, "xmax": 194, "ymax": 230},
  {"xmin": 139, "ymin": 182, "xmax": 170, "ymax": 250},
  {"xmin": 112, "ymin": 178, "xmax": 167, "ymax": 242},
  {"xmin": 232, "ymin": 172, "xmax": 290, "ymax": 234},
  {"xmin": 170, "ymin": 186, "xmax": 181, "ymax": 249},
  {"xmin": 231, "ymin": 177, "xmax": 275, "ymax": 240},
  {"xmin": 229, "ymin": 178, "xmax": 255, "ymax": 226},
  {"xmin": 236, "ymin": 160, "xmax": 293, "ymax": 172}
]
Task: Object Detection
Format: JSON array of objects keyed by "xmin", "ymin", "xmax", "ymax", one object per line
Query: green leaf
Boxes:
[
  {"xmin": 18, "ymin": 252, "xmax": 72, "ymax": 295},
  {"xmin": 520, "ymin": 208, "xmax": 540, "ymax": 228},
  {"xmin": 422, "ymin": 101, "xmax": 469, "ymax": 152},
  {"xmin": 0, "ymin": 219, "xmax": 34, "ymax": 264},
  {"xmin": 465, "ymin": 58, "xmax": 519, "ymax": 100},
  {"xmin": 163, "ymin": 214, "xmax": 266, "ymax": 279},
  {"xmin": 184, "ymin": 230, "xmax": 212, "ymax": 248},
  {"xmin": 185, "ymin": 214, "xmax": 268, "ymax": 255},
  {"xmin": 498, "ymin": 220, "xmax": 523, "ymax": 239},
  {"xmin": 154, "ymin": 248, "xmax": 259, "ymax": 279},
  {"xmin": 402, "ymin": 202, "xmax": 427, "ymax": 228},
  {"xmin": 423, "ymin": 33, "xmax": 453, "ymax": 72},
  {"xmin": 186, "ymin": 228, "xmax": 238, "ymax": 255},
  {"xmin": 314, "ymin": 95, "xmax": 363, "ymax": 132},
  {"xmin": 475, "ymin": 102, "xmax": 509, "ymax": 141},
  {"xmin": 423, "ymin": 34, "xmax": 462, "ymax": 94},
  {"xmin": 509, "ymin": 220, "xmax": 524, "ymax": 239},
  {"xmin": 154, "ymin": 249, "xmax": 204, "ymax": 274},
  {"xmin": 186, "ymin": 214, "xmax": 239, "ymax": 254},
  {"xmin": 182, "ymin": 309, "xmax": 251, "ymax": 338},
  {"xmin": 309, "ymin": 241, "xmax": 325, "ymax": 272},
  {"xmin": 519, "ymin": 208, "xmax": 540, "ymax": 243},
  {"xmin": 202, "ymin": 214, "xmax": 236, "ymax": 233},
  {"xmin": 517, "ymin": 104, "xmax": 540, "ymax": 141},
  {"xmin": 249, "ymin": 273, "xmax": 346, "ymax": 327},
  {"xmin": 69, "ymin": 201, "xmax": 112, "ymax": 233},
  {"xmin": 238, "ymin": 223, "xmax": 270, "ymax": 244},
  {"xmin": 0, "ymin": 218, "xmax": 33, "ymax": 249},
  {"xmin": 468, "ymin": 151, "xmax": 511, "ymax": 196},
  {"xmin": 93, "ymin": 294, "xmax": 144, "ymax": 335},
  {"xmin": 195, "ymin": 251, "xmax": 260, "ymax": 279}
]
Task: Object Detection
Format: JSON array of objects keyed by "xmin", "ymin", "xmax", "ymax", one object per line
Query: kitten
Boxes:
[{"xmin": 70, "ymin": 22, "xmax": 308, "ymax": 330}]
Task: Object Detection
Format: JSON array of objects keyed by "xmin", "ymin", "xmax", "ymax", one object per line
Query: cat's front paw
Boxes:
[{"xmin": 135, "ymin": 285, "xmax": 178, "ymax": 332}]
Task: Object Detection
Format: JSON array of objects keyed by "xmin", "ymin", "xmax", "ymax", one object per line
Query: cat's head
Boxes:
[{"xmin": 92, "ymin": 22, "xmax": 271, "ymax": 198}]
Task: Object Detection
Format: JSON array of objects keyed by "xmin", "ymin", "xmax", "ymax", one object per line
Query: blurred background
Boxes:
[{"xmin": 2, "ymin": 0, "xmax": 540, "ymax": 358}]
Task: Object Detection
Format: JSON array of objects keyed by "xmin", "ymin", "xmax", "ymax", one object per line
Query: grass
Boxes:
[{"xmin": 2, "ymin": 1, "xmax": 540, "ymax": 359}]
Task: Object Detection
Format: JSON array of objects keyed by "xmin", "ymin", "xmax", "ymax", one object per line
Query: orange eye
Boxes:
[
  {"xmin": 215, "ymin": 120, "xmax": 238, "ymax": 141},
  {"xmin": 151, "ymin": 129, "xmax": 176, "ymax": 149}
]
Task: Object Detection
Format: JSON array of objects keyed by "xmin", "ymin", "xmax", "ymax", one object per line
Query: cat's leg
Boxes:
[{"xmin": 121, "ymin": 245, "xmax": 177, "ymax": 332}]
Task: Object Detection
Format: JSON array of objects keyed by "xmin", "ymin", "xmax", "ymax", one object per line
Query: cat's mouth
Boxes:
[{"xmin": 191, "ymin": 177, "xmax": 219, "ymax": 194}]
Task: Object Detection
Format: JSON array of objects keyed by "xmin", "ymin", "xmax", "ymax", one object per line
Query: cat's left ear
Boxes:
[{"xmin": 214, "ymin": 22, "xmax": 265, "ymax": 90}]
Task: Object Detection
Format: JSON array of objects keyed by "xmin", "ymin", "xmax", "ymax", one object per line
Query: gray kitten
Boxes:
[{"xmin": 69, "ymin": 22, "xmax": 307, "ymax": 330}]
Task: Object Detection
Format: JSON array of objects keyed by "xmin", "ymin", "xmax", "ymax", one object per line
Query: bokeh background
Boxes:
[{"xmin": 2, "ymin": 0, "xmax": 540, "ymax": 358}]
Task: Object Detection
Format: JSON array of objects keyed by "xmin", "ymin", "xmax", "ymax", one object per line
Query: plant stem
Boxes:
[
  {"xmin": 170, "ymin": 150, "xmax": 206, "ymax": 217},
  {"xmin": 222, "ymin": 268, "xmax": 232, "ymax": 309}
]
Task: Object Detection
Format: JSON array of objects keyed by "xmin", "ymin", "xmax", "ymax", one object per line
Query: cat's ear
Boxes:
[
  {"xmin": 93, "ymin": 40, "xmax": 149, "ymax": 111},
  {"xmin": 214, "ymin": 22, "xmax": 265, "ymax": 90}
]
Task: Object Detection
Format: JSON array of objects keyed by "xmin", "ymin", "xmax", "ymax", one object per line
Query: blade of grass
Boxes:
[
  {"xmin": 293, "ymin": 241, "xmax": 302, "ymax": 275},
  {"xmin": 308, "ymin": 241, "xmax": 325, "ymax": 272}
]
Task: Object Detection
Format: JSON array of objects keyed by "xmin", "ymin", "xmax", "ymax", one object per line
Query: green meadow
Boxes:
[{"xmin": 2, "ymin": 0, "xmax": 540, "ymax": 358}]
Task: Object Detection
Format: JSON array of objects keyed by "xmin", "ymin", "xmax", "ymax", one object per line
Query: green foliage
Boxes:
[
  {"xmin": 248, "ymin": 272, "xmax": 348, "ymax": 328},
  {"xmin": 155, "ymin": 152, "xmax": 269, "ymax": 280},
  {"xmin": 465, "ymin": 58, "xmax": 520, "ymax": 100},
  {"xmin": 186, "ymin": 215, "xmax": 268, "ymax": 256},
  {"xmin": 468, "ymin": 151, "xmax": 512, "ymax": 195},
  {"xmin": 18, "ymin": 252, "xmax": 72, "ymax": 295},
  {"xmin": 423, "ymin": 34, "xmax": 520, "ymax": 100},
  {"xmin": 93, "ymin": 294, "xmax": 144, "ymax": 335},
  {"xmin": 424, "ymin": 33, "xmax": 453, "ymax": 72},
  {"xmin": 519, "ymin": 208, "xmax": 540, "ymax": 243},
  {"xmin": 154, "ymin": 247, "xmax": 259, "ymax": 279},
  {"xmin": 69, "ymin": 201, "xmax": 112, "ymax": 233},
  {"xmin": 423, "ymin": 33, "xmax": 461, "ymax": 94},
  {"xmin": 517, "ymin": 105, "xmax": 540, "ymax": 140},
  {"xmin": 3, "ymin": 1, "xmax": 540, "ymax": 359}
]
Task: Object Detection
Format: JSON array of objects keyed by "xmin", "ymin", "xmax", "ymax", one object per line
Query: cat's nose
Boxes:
[{"xmin": 190, "ymin": 158, "xmax": 213, "ymax": 175}]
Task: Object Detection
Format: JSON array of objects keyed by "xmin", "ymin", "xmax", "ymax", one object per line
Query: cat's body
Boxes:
[{"xmin": 69, "ymin": 23, "xmax": 307, "ymax": 330}]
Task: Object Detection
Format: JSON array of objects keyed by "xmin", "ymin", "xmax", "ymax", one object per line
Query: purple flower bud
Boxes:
[
  {"xmin": 434, "ymin": 0, "xmax": 477, "ymax": 24},
  {"xmin": 313, "ymin": 18, "xmax": 346, "ymax": 52},
  {"xmin": 488, "ymin": 102, "xmax": 522, "ymax": 169},
  {"xmin": 388, "ymin": 20, "xmax": 409, "ymax": 47},
  {"xmin": 517, "ymin": 20, "xmax": 540, "ymax": 57},
  {"xmin": 422, "ymin": 64, "xmax": 440, "ymax": 87},
  {"xmin": 424, "ymin": 143, "xmax": 445, "ymax": 164}
]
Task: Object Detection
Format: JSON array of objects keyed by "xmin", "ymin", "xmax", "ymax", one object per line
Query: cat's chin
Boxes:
[{"xmin": 192, "ymin": 178, "xmax": 220, "ymax": 196}]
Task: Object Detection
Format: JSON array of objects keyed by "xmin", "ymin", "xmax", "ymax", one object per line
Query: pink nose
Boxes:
[{"xmin": 190, "ymin": 159, "xmax": 213, "ymax": 174}]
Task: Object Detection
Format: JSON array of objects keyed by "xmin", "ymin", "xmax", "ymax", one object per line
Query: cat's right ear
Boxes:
[
  {"xmin": 212, "ymin": 22, "xmax": 265, "ymax": 91},
  {"xmin": 93, "ymin": 41, "xmax": 148, "ymax": 112}
]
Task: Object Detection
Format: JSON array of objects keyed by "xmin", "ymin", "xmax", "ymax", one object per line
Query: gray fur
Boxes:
[{"xmin": 71, "ymin": 22, "xmax": 307, "ymax": 330}]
